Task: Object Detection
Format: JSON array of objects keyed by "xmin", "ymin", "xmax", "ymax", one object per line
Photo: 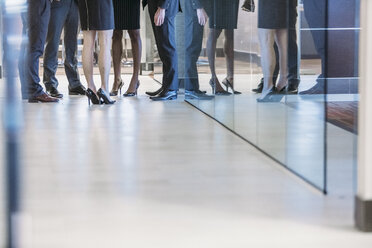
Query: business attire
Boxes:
[
  {"xmin": 204, "ymin": 0, "xmax": 239, "ymax": 95},
  {"xmin": 111, "ymin": 0, "xmax": 142, "ymax": 97},
  {"xmin": 204, "ymin": 0, "xmax": 239, "ymax": 30},
  {"xmin": 78, "ymin": 0, "xmax": 114, "ymax": 30},
  {"xmin": 258, "ymin": 0, "xmax": 288, "ymax": 29},
  {"xmin": 78, "ymin": 0, "xmax": 115, "ymax": 105},
  {"xmin": 143, "ymin": 0, "xmax": 181, "ymax": 100},
  {"xmin": 183, "ymin": 0, "xmax": 213, "ymax": 99},
  {"xmin": 113, "ymin": 0, "xmax": 141, "ymax": 30},
  {"xmin": 253, "ymin": 0, "xmax": 299, "ymax": 94},
  {"xmin": 43, "ymin": 0, "xmax": 86, "ymax": 98},
  {"xmin": 27, "ymin": 0, "xmax": 59, "ymax": 102}
]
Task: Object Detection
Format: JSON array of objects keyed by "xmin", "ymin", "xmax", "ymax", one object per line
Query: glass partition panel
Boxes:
[{"xmin": 185, "ymin": 0, "xmax": 329, "ymax": 192}]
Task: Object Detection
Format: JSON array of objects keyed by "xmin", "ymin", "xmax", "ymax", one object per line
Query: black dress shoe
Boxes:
[
  {"xmin": 69, "ymin": 85, "xmax": 87, "ymax": 95},
  {"xmin": 29, "ymin": 92, "xmax": 59, "ymax": 103},
  {"xmin": 146, "ymin": 87, "xmax": 162, "ymax": 96},
  {"xmin": 185, "ymin": 90, "xmax": 214, "ymax": 100},
  {"xmin": 252, "ymin": 79, "xmax": 264, "ymax": 93},
  {"xmin": 47, "ymin": 87, "xmax": 63, "ymax": 98},
  {"xmin": 150, "ymin": 90, "xmax": 177, "ymax": 101}
]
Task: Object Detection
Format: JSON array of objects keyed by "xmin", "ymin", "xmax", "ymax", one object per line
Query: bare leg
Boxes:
[
  {"xmin": 274, "ymin": 29, "xmax": 288, "ymax": 91},
  {"xmin": 224, "ymin": 29, "xmax": 234, "ymax": 82},
  {"xmin": 98, "ymin": 30, "xmax": 113, "ymax": 92},
  {"xmin": 82, "ymin": 30, "xmax": 97, "ymax": 93},
  {"xmin": 111, "ymin": 30, "xmax": 123, "ymax": 92},
  {"xmin": 126, "ymin": 29, "xmax": 142, "ymax": 93},
  {"xmin": 258, "ymin": 28, "xmax": 276, "ymax": 98},
  {"xmin": 206, "ymin": 28, "xmax": 225, "ymax": 91}
]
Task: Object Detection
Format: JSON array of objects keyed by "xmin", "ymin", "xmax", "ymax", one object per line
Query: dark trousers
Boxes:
[
  {"xmin": 148, "ymin": 1, "xmax": 179, "ymax": 91},
  {"xmin": 303, "ymin": 0, "xmax": 327, "ymax": 82},
  {"xmin": 273, "ymin": 1, "xmax": 299, "ymax": 87},
  {"xmin": 43, "ymin": 0, "xmax": 81, "ymax": 90},
  {"xmin": 184, "ymin": 0, "xmax": 203, "ymax": 91},
  {"xmin": 19, "ymin": 13, "xmax": 28, "ymax": 99},
  {"xmin": 27, "ymin": 0, "xmax": 51, "ymax": 97}
]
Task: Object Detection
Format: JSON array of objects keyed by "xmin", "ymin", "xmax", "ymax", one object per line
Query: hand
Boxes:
[
  {"xmin": 154, "ymin": 7, "xmax": 166, "ymax": 26},
  {"xmin": 196, "ymin": 8, "xmax": 208, "ymax": 26}
]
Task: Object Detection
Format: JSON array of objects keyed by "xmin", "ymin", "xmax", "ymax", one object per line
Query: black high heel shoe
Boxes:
[
  {"xmin": 123, "ymin": 81, "xmax": 140, "ymax": 97},
  {"xmin": 209, "ymin": 78, "xmax": 231, "ymax": 96},
  {"xmin": 110, "ymin": 80, "xmax": 124, "ymax": 96},
  {"xmin": 222, "ymin": 78, "xmax": 241, "ymax": 94},
  {"xmin": 97, "ymin": 88, "xmax": 116, "ymax": 104},
  {"xmin": 86, "ymin": 88, "xmax": 101, "ymax": 105}
]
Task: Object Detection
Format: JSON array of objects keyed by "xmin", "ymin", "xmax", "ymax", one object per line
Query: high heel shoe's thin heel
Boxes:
[
  {"xmin": 210, "ymin": 78, "xmax": 231, "ymax": 96},
  {"xmin": 86, "ymin": 88, "xmax": 101, "ymax": 105},
  {"xmin": 123, "ymin": 81, "xmax": 140, "ymax": 97},
  {"xmin": 209, "ymin": 79, "xmax": 216, "ymax": 94},
  {"xmin": 97, "ymin": 88, "xmax": 116, "ymax": 104},
  {"xmin": 222, "ymin": 78, "xmax": 241, "ymax": 94},
  {"xmin": 110, "ymin": 80, "xmax": 124, "ymax": 96}
]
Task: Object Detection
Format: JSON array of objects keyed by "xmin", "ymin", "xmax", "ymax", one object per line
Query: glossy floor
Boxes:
[{"xmin": 0, "ymin": 75, "xmax": 371, "ymax": 247}]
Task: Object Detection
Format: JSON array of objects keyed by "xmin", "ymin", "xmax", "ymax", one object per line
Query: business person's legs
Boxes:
[
  {"xmin": 27, "ymin": 0, "xmax": 59, "ymax": 103},
  {"xmin": 111, "ymin": 29, "xmax": 124, "ymax": 95},
  {"xmin": 82, "ymin": 30, "xmax": 97, "ymax": 93},
  {"xmin": 147, "ymin": 4, "xmax": 178, "ymax": 100},
  {"xmin": 43, "ymin": 1, "xmax": 68, "ymax": 98},
  {"xmin": 221, "ymin": 29, "xmax": 241, "ymax": 94},
  {"xmin": 224, "ymin": 29, "xmax": 234, "ymax": 82},
  {"xmin": 98, "ymin": 30, "xmax": 113, "ymax": 93},
  {"xmin": 274, "ymin": 29, "xmax": 289, "ymax": 92},
  {"xmin": 64, "ymin": 0, "xmax": 84, "ymax": 94},
  {"xmin": 124, "ymin": 29, "xmax": 142, "ymax": 95},
  {"xmin": 258, "ymin": 29, "xmax": 276, "ymax": 99},
  {"xmin": 82, "ymin": 30, "xmax": 115, "ymax": 104},
  {"xmin": 286, "ymin": 1, "xmax": 299, "ymax": 93},
  {"xmin": 184, "ymin": 10, "xmax": 203, "ymax": 92}
]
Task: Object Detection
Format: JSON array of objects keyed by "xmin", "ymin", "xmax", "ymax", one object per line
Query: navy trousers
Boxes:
[
  {"xmin": 148, "ymin": 0, "xmax": 179, "ymax": 91},
  {"xmin": 43, "ymin": 0, "xmax": 81, "ymax": 90},
  {"xmin": 184, "ymin": 0, "xmax": 204, "ymax": 91},
  {"xmin": 27, "ymin": 0, "xmax": 51, "ymax": 97},
  {"xmin": 303, "ymin": 0, "xmax": 327, "ymax": 81}
]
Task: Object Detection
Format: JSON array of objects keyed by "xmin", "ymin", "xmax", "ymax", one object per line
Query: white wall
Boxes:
[{"xmin": 357, "ymin": 0, "xmax": 372, "ymax": 200}]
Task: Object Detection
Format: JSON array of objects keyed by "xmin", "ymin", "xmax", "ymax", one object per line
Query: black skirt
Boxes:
[
  {"xmin": 204, "ymin": 0, "xmax": 239, "ymax": 30},
  {"xmin": 113, "ymin": 0, "xmax": 140, "ymax": 30},
  {"xmin": 258, "ymin": 0, "xmax": 288, "ymax": 29},
  {"xmin": 78, "ymin": 0, "xmax": 114, "ymax": 31}
]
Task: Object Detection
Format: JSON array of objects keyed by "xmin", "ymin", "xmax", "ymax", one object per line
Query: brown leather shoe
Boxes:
[{"xmin": 28, "ymin": 93, "xmax": 59, "ymax": 103}]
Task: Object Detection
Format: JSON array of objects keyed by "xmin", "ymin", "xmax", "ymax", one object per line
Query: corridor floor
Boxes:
[{"xmin": 0, "ymin": 76, "xmax": 371, "ymax": 247}]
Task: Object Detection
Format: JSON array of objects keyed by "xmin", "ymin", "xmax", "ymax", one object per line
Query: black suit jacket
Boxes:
[{"xmin": 143, "ymin": 0, "xmax": 181, "ymax": 16}]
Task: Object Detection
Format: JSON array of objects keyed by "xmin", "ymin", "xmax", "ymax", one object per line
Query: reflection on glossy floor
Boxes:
[{"xmin": 0, "ymin": 76, "xmax": 371, "ymax": 247}]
